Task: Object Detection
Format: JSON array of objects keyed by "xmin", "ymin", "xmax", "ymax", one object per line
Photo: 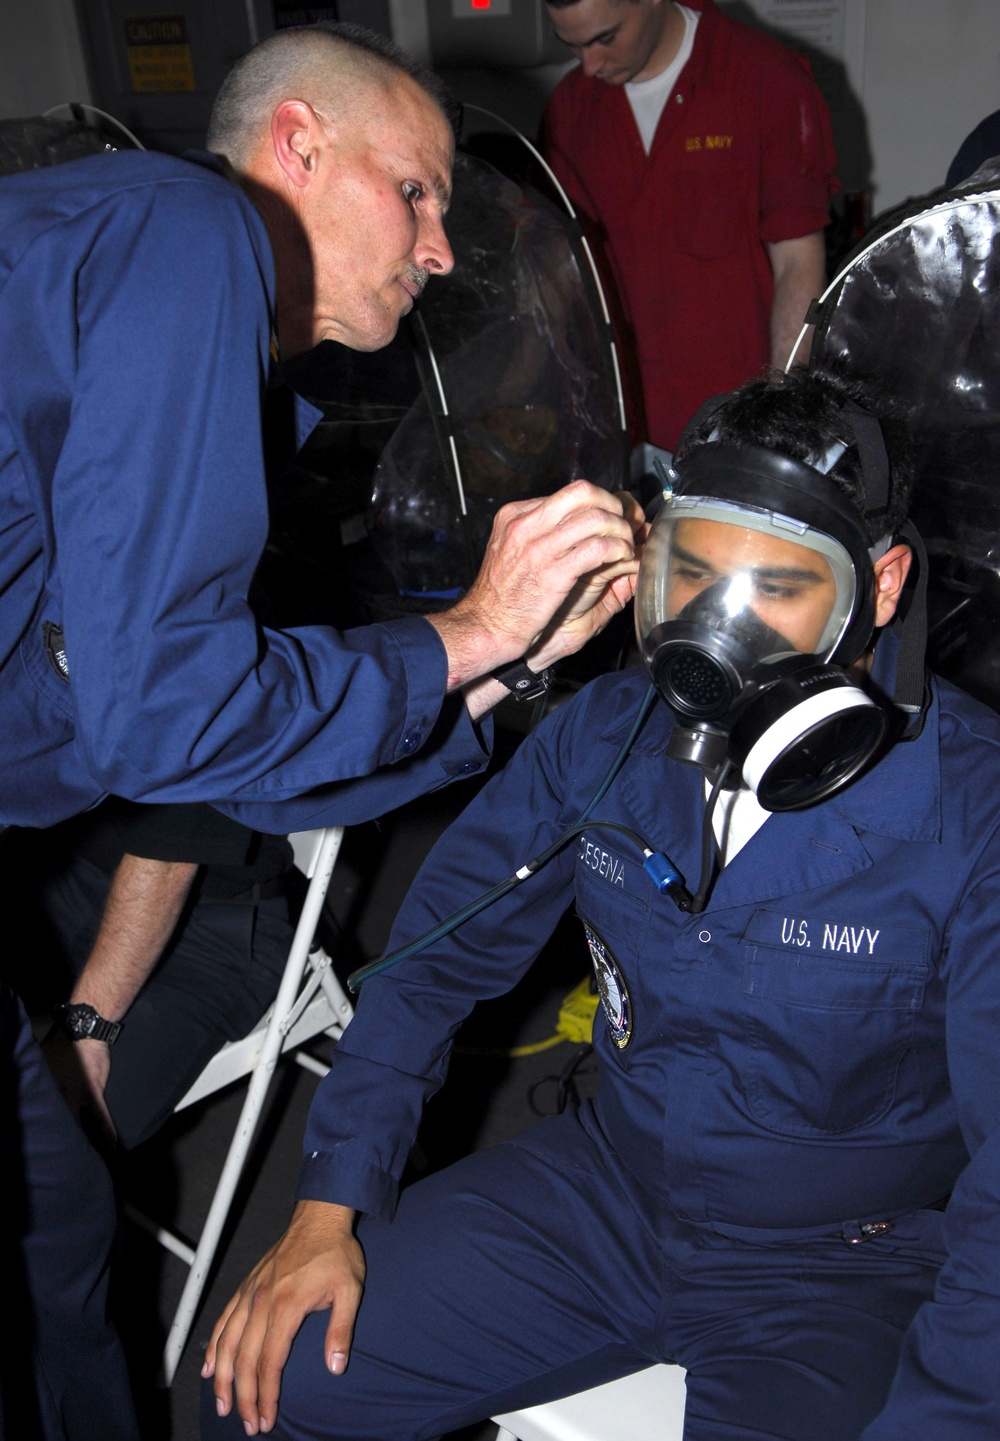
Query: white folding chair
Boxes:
[
  {"xmin": 126, "ymin": 826, "xmax": 353, "ymax": 1383},
  {"xmin": 493, "ymin": 1363, "xmax": 687, "ymax": 1441}
]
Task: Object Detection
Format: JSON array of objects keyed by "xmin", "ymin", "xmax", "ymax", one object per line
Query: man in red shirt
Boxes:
[{"xmin": 543, "ymin": 0, "xmax": 838, "ymax": 450}]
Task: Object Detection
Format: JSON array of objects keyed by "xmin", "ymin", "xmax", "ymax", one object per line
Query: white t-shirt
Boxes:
[
  {"xmin": 625, "ymin": 5, "xmax": 700, "ymax": 154},
  {"xmin": 709, "ymin": 781, "xmax": 771, "ymax": 865}
]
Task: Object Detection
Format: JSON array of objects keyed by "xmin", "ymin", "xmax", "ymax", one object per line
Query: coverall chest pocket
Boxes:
[
  {"xmin": 739, "ymin": 910, "xmax": 930, "ymax": 1137},
  {"xmin": 669, "ymin": 98, "xmax": 744, "ymax": 259}
]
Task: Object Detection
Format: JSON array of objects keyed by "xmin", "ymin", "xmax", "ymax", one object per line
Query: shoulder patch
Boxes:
[{"xmin": 581, "ymin": 919, "xmax": 633, "ymax": 1049}]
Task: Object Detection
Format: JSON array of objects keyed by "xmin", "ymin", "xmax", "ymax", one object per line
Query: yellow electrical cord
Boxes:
[{"xmin": 455, "ymin": 976, "xmax": 598, "ymax": 1058}]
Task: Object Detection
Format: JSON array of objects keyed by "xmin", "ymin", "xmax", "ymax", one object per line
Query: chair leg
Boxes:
[
  {"xmin": 124, "ymin": 1202, "xmax": 196, "ymax": 1265},
  {"xmin": 160, "ymin": 827, "xmax": 344, "ymax": 1383},
  {"xmin": 160, "ymin": 1039, "xmax": 283, "ymax": 1383}
]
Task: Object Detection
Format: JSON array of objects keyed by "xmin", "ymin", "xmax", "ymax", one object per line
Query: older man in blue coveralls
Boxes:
[
  {"xmin": 0, "ymin": 23, "xmax": 644, "ymax": 1439},
  {"xmin": 205, "ymin": 364, "xmax": 1000, "ymax": 1441}
]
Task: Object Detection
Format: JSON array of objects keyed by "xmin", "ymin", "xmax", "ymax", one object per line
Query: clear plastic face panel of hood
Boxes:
[
  {"xmin": 811, "ymin": 159, "xmax": 1000, "ymax": 708},
  {"xmin": 0, "ymin": 110, "xmax": 139, "ymax": 176},
  {"xmin": 367, "ymin": 150, "xmax": 626, "ymax": 601},
  {"xmin": 636, "ymin": 497, "xmax": 859, "ymax": 670}
]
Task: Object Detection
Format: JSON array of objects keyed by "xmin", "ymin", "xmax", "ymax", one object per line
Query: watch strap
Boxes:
[
  {"xmin": 54, "ymin": 1002, "xmax": 123, "ymax": 1046},
  {"xmin": 491, "ymin": 659, "xmax": 553, "ymax": 702}
]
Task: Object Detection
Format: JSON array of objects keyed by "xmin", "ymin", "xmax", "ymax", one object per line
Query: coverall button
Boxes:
[
  {"xmin": 698, "ymin": 929, "xmax": 711, "ymax": 943},
  {"xmin": 401, "ymin": 728, "xmax": 421, "ymax": 754}
]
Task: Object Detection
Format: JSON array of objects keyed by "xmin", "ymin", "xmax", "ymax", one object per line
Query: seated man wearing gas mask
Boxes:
[{"xmin": 205, "ymin": 365, "xmax": 1000, "ymax": 1441}]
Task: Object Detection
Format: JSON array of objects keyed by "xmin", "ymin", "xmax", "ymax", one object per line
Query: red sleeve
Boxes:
[
  {"xmin": 757, "ymin": 51, "xmax": 840, "ymax": 244},
  {"xmin": 541, "ymin": 80, "xmax": 593, "ymax": 220}
]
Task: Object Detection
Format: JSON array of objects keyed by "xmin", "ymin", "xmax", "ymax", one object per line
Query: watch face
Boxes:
[
  {"xmin": 62, "ymin": 1004, "xmax": 98, "ymax": 1038},
  {"xmin": 57, "ymin": 1003, "xmax": 121, "ymax": 1045}
]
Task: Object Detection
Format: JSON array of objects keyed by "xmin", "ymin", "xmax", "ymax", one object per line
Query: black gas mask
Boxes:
[{"xmin": 635, "ymin": 438, "xmax": 918, "ymax": 811}]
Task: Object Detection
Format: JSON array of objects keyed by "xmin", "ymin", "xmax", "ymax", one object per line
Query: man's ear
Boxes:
[
  {"xmin": 269, "ymin": 100, "xmax": 324, "ymax": 190},
  {"xmin": 872, "ymin": 542, "xmax": 912, "ymax": 628}
]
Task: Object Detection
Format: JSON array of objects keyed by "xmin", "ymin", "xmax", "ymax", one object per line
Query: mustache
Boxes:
[{"xmin": 404, "ymin": 263, "xmax": 429, "ymax": 295}]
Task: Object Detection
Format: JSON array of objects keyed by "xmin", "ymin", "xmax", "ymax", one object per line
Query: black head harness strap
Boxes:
[
  {"xmin": 889, "ymin": 520, "xmax": 929, "ymax": 733},
  {"xmin": 840, "ymin": 399, "xmax": 890, "ymax": 529},
  {"xmin": 838, "ymin": 403, "xmax": 926, "ymax": 731}
]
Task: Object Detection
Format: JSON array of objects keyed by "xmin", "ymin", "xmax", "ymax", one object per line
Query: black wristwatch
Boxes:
[
  {"xmin": 54, "ymin": 1002, "xmax": 123, "ymax": 1046},
  {"xmin": 491, "ymin": 659, "xmax": 553, "ymax": 702}
]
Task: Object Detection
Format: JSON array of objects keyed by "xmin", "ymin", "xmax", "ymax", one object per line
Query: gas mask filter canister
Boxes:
[{"xmin": 635, "ymin": 444, "xmax": 888, "ymax": 811}]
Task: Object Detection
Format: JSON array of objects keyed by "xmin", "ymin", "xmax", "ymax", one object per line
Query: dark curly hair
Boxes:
[{"xmin": 678, "ymin": 365, "xmax": 915, "ymax": 543}]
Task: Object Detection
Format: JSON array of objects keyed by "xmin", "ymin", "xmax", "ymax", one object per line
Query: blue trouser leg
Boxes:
[
  {"xmin": 101, "ymin": 892, "xmax": 291, "ymax": 1147},
  {"xmin": 202, "ymin": 1105, "xmax": 661, "ymax": 1441},
  {"xmin": 41, "ymin": 856, "xmax": 292, "ymax": 1148},
  {"xmin": 667, "ymin": 1206, "xmax": 945, "ymax": 1440},
  {"xmin": 0, "ymin": 983, "xmax": 138, "ymax": 1441},
  {"xmin": 201, "ymin": 1102, "xmax": 944, "ymax": 1441}
]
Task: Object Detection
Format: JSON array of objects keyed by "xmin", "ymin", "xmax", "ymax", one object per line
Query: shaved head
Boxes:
[
  {"xmin": 207, "ymin": 22, "xmax": 454, "ymax": 172},
  {"xmin": 212, "ymin": 21, "xmax": 455, "ymax": 358}
]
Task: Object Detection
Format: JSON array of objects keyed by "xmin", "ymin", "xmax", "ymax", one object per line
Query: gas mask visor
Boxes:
[{"xmin": 636, "ymin": 490, "xmax": 887, "ymax": 810}]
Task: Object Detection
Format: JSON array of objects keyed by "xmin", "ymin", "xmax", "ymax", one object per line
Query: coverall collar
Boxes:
[{"xmin": 601, "ymin": 663, "xmax": 941, "ymax": 914}]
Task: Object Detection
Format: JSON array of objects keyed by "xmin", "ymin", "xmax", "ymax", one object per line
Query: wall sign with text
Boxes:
[{"xmin": 124, "ymin": 14, "xmax": 195, "ymax": 93}]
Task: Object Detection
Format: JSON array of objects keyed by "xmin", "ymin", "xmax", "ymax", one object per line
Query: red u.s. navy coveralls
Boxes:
[
  {"xmin": 208, "ymin": 661, "xmax": 1000, "ymax": 1440},
  {"xmin": 543, "ymin": 0, "xmax": 838, "ymax": 451}
]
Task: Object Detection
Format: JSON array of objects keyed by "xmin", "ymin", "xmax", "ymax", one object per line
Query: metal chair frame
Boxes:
[{"xmin": 126, "ymin": 826, "xmax": 352, "ymax": 1384}]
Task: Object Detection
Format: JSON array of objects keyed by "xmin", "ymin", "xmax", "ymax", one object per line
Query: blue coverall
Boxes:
[
  {"xmin": 205, "ymin": 662, "xmax": 1000, "ymax": 1440},
  {"xmin": 0, "ymin": 150, "xmax": 489, "ymax": 1437},
  {"xmin": 0, "ymin": 150, "xmax": 489, "ymax": 832}
]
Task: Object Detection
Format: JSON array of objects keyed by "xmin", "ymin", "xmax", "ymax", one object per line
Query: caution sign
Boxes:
[{"xmin": 124, "ymin": 14, "xmax": 195, "ymax": 93}]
